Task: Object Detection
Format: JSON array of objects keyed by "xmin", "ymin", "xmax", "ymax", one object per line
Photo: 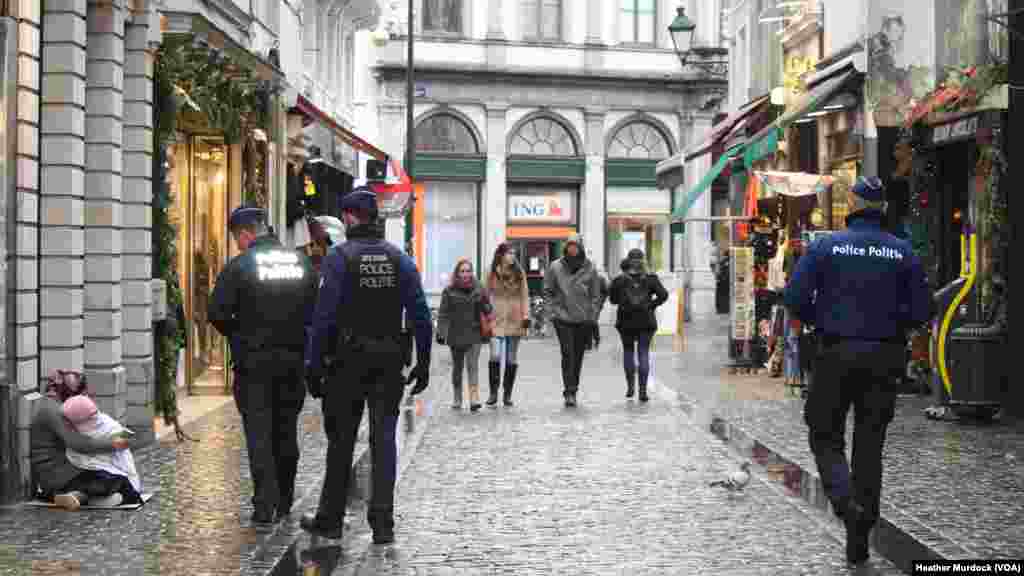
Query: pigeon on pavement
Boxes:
[{"xmin": 709, "ymin": 462, "xmax": 751, "ymax": 492}]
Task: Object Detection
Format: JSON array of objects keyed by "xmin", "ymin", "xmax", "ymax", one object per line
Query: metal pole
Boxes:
[
  {"xmin": 1008, "ymin": 0, "xmax": 1021, "ymax": 414},
  {"xmin": 404, "ymin": 0, "xmax": 415, "ymax": 257}
]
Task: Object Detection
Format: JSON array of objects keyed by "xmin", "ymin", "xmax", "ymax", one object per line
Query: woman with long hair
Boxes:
[
  {"xmin": 436, "ymin": 258, "xmax": 493, "ymax": 411},
  {"xmin": 485, "ymin": 243, "xmax": 530, "ymax": 407}
]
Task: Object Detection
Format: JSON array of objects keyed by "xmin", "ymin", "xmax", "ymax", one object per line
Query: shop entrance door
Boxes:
[
  {"xmin": 513, "ymin": 240, "xmax": 559, "ymax": 296},
  {"xmin": 934, "ymin": 141, "xmax": 972, "ymax": 288},
  {"xmin": 173, "ymin": 136, "xmax": 232, "ymax": 396}
]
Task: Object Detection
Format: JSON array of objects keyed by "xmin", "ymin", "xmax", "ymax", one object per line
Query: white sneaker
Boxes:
[{"xmin": 89, "ymin": 493, "xmax": 124, "ymax": 507}]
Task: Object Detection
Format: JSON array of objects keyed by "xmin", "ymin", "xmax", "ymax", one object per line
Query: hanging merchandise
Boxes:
[{"xmin": 753, "ymin": 171, "xmax": 835, "ymax": 198}]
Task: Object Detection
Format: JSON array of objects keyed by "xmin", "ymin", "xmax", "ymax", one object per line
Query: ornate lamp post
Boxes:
[{"xmin": 668, "ymin": 6, "xmax": 728, "ymax": 79}]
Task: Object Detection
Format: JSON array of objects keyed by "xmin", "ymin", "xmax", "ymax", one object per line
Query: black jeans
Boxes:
[
  {"xmin": 58, "ymin": 469, "xmax": 141, "ymax": 504},
  {"xmin": 316, "ymin": 359, "xmax": 404, "ymax": 533},
  {"xmin": 620, "ymin": 330, "xmax": 653, "ymax": 384},
  {"xmin": 804, "ymin": 339, "xmax": 901, "ymax": 526},
  {"xmin": 554, "ymin": 320, "xmax": 591, "ymax": 395},
  {"xmin": 233, "ymin": 349, "xmax": 306, "ymax": 515}
]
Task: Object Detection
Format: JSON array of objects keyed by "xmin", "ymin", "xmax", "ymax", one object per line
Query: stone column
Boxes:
[
  {"xmin": 485, "ymin": 0, "xmax": 506, "ymax": 67},
  {"xmin": 121, "ymin": 1, "xmax": 154, "ymax": 437},
  {"xmin": 84, "ymin": 0, "xmax": 126, "ymax": 422},
  {"xmin": 484, "ymin": 104, "xmax": 507, "ymax": 266},
  {"xmin": 12, "ymin": 0, "xmax": 43, "ymax": 495},
  {"xmin": 486, "ymin": 0, "xmax": 504, "ymax": 39},
  {"xmin": 39, "ymin": 0, "xmax": 88, "ymax": 381},
  {"xmin": 582, "ymin": 108, "xmax": 606, "ymax": 272},
  {"xmin": 684, "ymin": 112, "xmax": 716, "ymax": 320},
  {"xmin": 584, "ymin": 0, "xmax": 603, "ymax": 71}
]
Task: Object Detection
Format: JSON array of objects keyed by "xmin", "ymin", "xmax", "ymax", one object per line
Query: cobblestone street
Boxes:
[{"xmin": 293, "ymin": 334, "xmax": 903, "ymax": 576}]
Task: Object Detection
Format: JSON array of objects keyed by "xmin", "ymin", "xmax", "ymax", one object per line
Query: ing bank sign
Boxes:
[{"xmin": 507, "ymin": 191, "xmax": 575, "ymax": 224}]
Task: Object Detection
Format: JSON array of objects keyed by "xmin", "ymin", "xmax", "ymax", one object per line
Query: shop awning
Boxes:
[
  {"xmin": 671, "ymin": 144, "xmax": 743, "ymax": 223},
  {"xmin": 742, "ymin": 68, "xmax": 862, "ymax": 168},
  {"xmin": 753, "ymin": 171, "xmax": 834, "ymax": 198},
  {"xmin": 293, "ymin": 95, "xmax": 388, "ymax": 161},
  {"xmin": 684, "ymin": 95, "xmax": 770, "ymax": 161}
]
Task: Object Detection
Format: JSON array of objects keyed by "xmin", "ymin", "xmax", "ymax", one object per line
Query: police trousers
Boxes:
[
  {"xmin": 232, "ymin": 348, "xmax": 306, "ymax": 516},
  {"xmin": 804, "ymin": 339, "xmax": 901, "ymax": 526},
  {"xmin": 317, "ymin": 359, "xmax": 404, "ymax": 532}
]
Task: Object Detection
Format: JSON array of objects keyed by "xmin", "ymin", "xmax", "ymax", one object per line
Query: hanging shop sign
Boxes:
[
  {"xmin": 507, "ymin": 190, "xmax": 576, "ymax": 224},
  {"xmin": 731, "ymin": 246, "xmax": 755, "ymax": 341},
  {"xmin": 929, "ymin": 115, "xmax": 979, "ymax": 146}
]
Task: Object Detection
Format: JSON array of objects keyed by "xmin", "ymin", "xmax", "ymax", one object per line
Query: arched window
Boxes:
[
  {"xmin": 607, "ymin": 122, "xmax": 671, "ymax": 159},
  {"xmin": 415, "ymin": 114, "xmax": 479, "ymax": 154},
  {"xmin": 510, "ymin": 116, "xmax": 577, "ymax": 156}
]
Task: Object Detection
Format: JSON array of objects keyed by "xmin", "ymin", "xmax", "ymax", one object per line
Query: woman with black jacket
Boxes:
[{"xmin": 608, "ymin": 249, "xmax": 669, "ymax": 402}]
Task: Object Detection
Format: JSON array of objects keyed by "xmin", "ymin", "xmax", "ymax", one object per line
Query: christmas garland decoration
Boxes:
[{"xmin": 151, "ymin": 37, "xmax": 271, "ymax": 440}]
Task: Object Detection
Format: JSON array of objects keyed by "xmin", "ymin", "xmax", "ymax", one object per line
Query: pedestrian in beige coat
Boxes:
[{"xmin": 485, "ymin": 243, "xmax": 530, "ymax": 407}]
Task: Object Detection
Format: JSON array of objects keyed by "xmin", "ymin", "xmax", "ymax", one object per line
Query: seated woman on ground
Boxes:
[
  {"xmin": 62, "ymin": 395, "xmax": 142, "ymax": 505},
  {"xmin": 30, "ymin": 370, "xmax": 134, "ymax": 510}
]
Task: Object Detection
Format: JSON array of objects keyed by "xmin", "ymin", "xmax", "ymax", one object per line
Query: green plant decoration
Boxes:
[{"xmin": 150, "ymin": 36, "xmax": 269, "ymax": 441}]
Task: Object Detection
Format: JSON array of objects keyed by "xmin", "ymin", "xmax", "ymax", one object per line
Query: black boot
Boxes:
[
  {"xmin": 300, "ymin": 512, "xmax": 343, "ymax": 539},
  {"xmin": 638, "ymin": 371, "xmax": 649, "ymax": 403},
  {"xmin": 845, "ymin": 502, "xmax": 870, "ymax": 566},
  {"xmin": 486, "ymin": 361, "xmax": 501, "ymax": 407},
  {"xmin": 625, "ymin": 370, "xmax": 636, "ymax": 398},
  {"xmin": 503, "ymin": 363, "xmax": 517, "ymax": 406}
]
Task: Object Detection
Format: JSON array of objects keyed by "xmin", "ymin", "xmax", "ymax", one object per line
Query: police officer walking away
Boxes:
[
  {"xmin": 209, "ymin": 206, "xmax": 318, "ymax": 525},
  {"xmin": 303, "ymin": 188, "xmax": 433, "ymax": 544},
  {"xmin": 784, "ymin": 176, "xmax": 930, "ymax": 566}
]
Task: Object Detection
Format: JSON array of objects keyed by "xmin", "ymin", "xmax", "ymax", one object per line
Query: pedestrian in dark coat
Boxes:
[
  {"xmin": 437, "ymin": 258, "xmax": 494, "ymax": 412},
  {"xmin": 608, "ymin": 249, "xmax": 669, "ymax": 402},
  {"xmin": 543, "ymin": 234, "xmax": 605, "ymax": 407}
]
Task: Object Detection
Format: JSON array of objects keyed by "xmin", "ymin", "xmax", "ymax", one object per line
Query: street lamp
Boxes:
[{"xmin": 668, "ymin": 6, "xmax": 728, "ymax": 79}]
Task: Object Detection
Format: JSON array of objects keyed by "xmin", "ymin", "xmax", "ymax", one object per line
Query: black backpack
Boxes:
[{"xmin": 621, "ymin": 275, "xmax": 650, "ymax": 312}]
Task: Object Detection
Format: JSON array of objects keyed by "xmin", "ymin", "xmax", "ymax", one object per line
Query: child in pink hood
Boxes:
[{"xmin": 62, "ymin": 395, "xmax": 142, "ymax": 504}]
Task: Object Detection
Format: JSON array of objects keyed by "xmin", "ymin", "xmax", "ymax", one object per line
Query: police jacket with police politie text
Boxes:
[
  {"xmin": 209, "ymin": 235, "xmax": 318, "ymax": 364},
  {"xmin": 305, "ymin": 223, "xmax": 433, "ymax": 377},
  {"xmin": 783, "ymin": 208, "xmax": 931, "ymax": 342}
]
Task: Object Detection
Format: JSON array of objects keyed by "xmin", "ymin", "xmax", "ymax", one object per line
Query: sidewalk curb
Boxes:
[{"xmin": 652, "ymin": 375, "xmax": 972, "ymax": 574}]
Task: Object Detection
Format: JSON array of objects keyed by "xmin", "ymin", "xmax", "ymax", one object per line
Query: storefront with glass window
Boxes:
[{"xmin": 412, "ymin": 111, "xmax": 486, "ymax": 297}]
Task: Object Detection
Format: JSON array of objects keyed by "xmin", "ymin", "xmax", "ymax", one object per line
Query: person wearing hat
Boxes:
[
  {"xmin": 209, "ymin": 205, "xmax": 318, "ymax": 525},
  {"xmin": 784, "ymin": 175, "xmax": 930, "ymax": 567},
  {"xmin": 608, "ymin": 249, "xmax": 669, "ymax": 402},
  {"xmin": 542, "ymin": 233, "xmax": 606, "ymax": 407},
  {"xmin": 303, "ymin": 186, "xmax": 433, "ymax": 544}
]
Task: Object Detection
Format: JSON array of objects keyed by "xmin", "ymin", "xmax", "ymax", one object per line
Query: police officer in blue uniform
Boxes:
[
  {"xmin": 785, "ymin": 176, "xmax": 931, "ymax": 566},
  {"xmin": 302, "ymin": 187, "xmax": 433, "ymax": 544},
  {"xmin": 209, "ymin": 206, "xmax": 318, "ymax": 524}
]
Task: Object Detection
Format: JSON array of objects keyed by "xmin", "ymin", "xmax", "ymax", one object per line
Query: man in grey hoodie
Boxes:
[{"xmin": 543, "ymin": 234, "xmax": 605, "ymax": 407}]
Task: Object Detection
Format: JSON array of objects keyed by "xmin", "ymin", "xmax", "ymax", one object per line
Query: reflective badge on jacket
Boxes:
[
  {"xmin": 256, "ymin": 251, "xmax": 305, "ymax": 281},
  {"xmin": 357, "ymin": 254, "xmax": 396, "ymax": 289}
]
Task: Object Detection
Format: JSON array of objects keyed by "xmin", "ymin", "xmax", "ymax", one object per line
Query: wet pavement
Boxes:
[
  {"xmin": 655, "ymin": 316, "xmax": 1024, "ymax": 573},
  {"xmin": 289, "ymin": 337, "xmax": 904, "ymax": 576}
]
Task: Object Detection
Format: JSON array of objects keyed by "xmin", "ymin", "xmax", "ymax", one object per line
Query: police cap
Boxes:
[
  {"xmin": 851, "ymin": 176, "xmax": 885, "ymax": 203},
  {"xmin": 340, "ymin": 187, "xmax": 378, "ymax": 217},
  {"xmin": 228, "ymin": 205, "xmax": 266, "ymax": 231}
]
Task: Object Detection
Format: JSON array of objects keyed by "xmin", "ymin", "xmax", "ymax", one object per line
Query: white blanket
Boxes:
[{"xmin": 66, "ymin": 413, "xmax": 142, "ymax": 492}]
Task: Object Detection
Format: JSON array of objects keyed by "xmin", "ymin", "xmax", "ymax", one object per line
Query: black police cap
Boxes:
[{"xmin": 228, "ymin": 205, "xmax": 266, "ymax": 230}]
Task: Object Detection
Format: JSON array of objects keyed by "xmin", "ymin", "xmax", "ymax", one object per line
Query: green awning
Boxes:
[
  {"xmin": 743, "ymin": 68, "xmax": 861, "ymax": 169},
  {"xmin": 671, "ymin": 145, "xmax": 742, "ymax": 222}
]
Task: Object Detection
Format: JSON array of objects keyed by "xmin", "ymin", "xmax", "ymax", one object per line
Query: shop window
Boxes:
[
  {"xmin": 620, "ymin": 0, "xmax": 656, "ymax": 45},
  {"xmin": 423, "ymin": 181, "xmax": 478, "ymax": 293},
  {"xmin": 415, "ymin": 113, "xmax": 479, "ymax": 154},
  {"xmin": 424, "ymin": 0, "xmax": 463, "ymax": 34},
  {"xmin": 521, "ymin": 0, "xmax": 562, "ymax": 41},
  {"xmin": 510, "ymin": 117, "xmax": 577, "ymax": 156}
]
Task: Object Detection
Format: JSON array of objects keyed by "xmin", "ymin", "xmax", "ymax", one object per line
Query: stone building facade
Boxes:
[{"xmin": 3, "ymin": 0, "xmax": 157, "ymax": 499}]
